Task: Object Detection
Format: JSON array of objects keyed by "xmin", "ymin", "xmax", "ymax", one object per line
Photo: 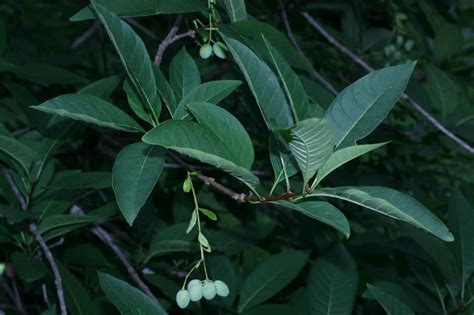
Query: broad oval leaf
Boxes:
[
  {"xmin": 93, "ymin": 2, "xmax": 160, "ymax": 123},
  {"xmin": 78, "ymin": 75, "xmax": 122, "ymax": 99},
  {"xmin": 222, "ymin": 34, "xmax": 294, "ymax": 130},
  {"xmin": 366, "ymin": 284, "xmax": 415, "ymax": 315},
  {"xmin": 142, "ymin": 120, "xmax": 259, "ymax": 188},
  {"xmin": 32, "ymin": 94, "xmax": 143, "ymax": 132},
  {"xmin": 48, "ymin": 171, "xmax": 112, "ymax": 189},
  {"xmin": 98, "ymin": 272, "xmax": 166, "ymax": 315},
  {"xmin": 223, "ymin": 0, "xmax": 247, "ymax": 22},
  {"xmin": 325, "ymin": 62, "xmax": 416, "ymax": 148},
  {"xmin": 238, "ymin": 250, "xmax": 307, "ymax": 312},
  {"xmin": 281, "ymin": 118, "xmax": 333, "ymax": 187},
  {"xmin": 263, "ymin": 36, "xmax": 311, "ymax": 121},
  {"xmin": 169, "ymin": 47, "xmax": 201, "ymax": 102},
  {"xmin": 305, "ymin": 245, "xmax": 359, "ymax": 315},
  {"xmin": 310, "ymin": 186, "xmax": 454, "ymax": 242},
  {"xmin": 187, "ymin": 102, "xmax": 254, "ymax": 168},
  {"xmin": 112, "ymin": 143, "xmax": 166, "ymax": 226},
  {"xmin": 154, "ymin": 66, "xmax": 177, "ymax": 115},
  {"xmin": 314, "ymin": 142, "xmax": 387, "ymax": 187},
  {"xmin": 174, "ymin": 80, "xmax": 242, "ymax": 119},
  {"xmin": 0, "ymin": 135, "xmax": 35, "ymax": 177},
  {"xmin": 275, "ymin": 200, "xmax": 350, "ymax": 238}
]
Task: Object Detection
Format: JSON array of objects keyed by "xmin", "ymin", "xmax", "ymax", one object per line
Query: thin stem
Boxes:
[{"xmin": 182, "ymin": 260, "xmax": 202, "ymax": 289}]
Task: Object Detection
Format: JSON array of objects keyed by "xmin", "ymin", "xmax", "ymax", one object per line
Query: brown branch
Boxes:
[
  {"xmin": 70, "ymin": 205, "xmax": 167, "ymax": 314},
  {"xmin": 280, "ymin": 2, "xmax": 338, "ymax": 95},
  {"xmin": 3, "ymin": 168, "xmax": 67, "ymax": 315},
  {"xmin": 154, "ymin": 16, "xmax": 196, "ymax": 66},
  {"xmin": 301, "ymin": 11, "xmax": 474, "ymax": 155}
]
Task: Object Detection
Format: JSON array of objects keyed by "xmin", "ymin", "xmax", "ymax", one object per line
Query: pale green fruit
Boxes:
[
  {"xmin": 199, "ymin": 44, "xmax": 213, "ymax": 59},
  {"xmin": 214, "ymin": 280, "xmax": 229, "ymax": 297},
  {"xmin": 396, "ymin": 35, "xmax": 404, "ymax": 46},
  {"xmin": 393, "ymin": 50, "xmax": 402, "ymax": 60},
  {"xmin": 212, "ymin": 42, "xmax": 227, "ymax": 59},
  {"xmin": 404, "ymin": 39, "xmax": 414, "ymax": 52},
  {"xmin": 189, "ymin": 283, "xmax": 203, "ymax": 302},
  {"xmin": 187, "ymin": 279, "xmax": 202, "ymax": 291},
  {"xmin": 202, "ymin": 281, "xmax": 217, "ymax": 300},
  {"xmin": 176, "ymin": 289, "xmax": 190, "ymax": 309}
]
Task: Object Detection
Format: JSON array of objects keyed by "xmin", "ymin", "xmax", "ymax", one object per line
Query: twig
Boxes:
[
  {"xmin": 69, "ymin": 205, "xmax": 167, "ymax": 314},
  {"xmin": 301, "ymin": 11, "xmax": 474, "ymax": 155},
  {"xmin": 125, "ymin": 18, "xmax": 157, "ymax": 39},
  {"xmin": 0, "ymin": 277, "xmax": 25, "ymax": 314},
  {"xmin": 154, "ymin": 16, "xmax": 196, "ymax": 66},
  {"xmin": 71, "ymin": 21, "xmax": 100, "ymax": 49},
  {"xmin": 3, "ymin": 168, "xmax": 67, "ymax": 315},
  {"xmin": 169, "ymin": 153, "xmax": 248, "ymax": 202},
  {"xmin": 42, "ymin": 283, "xmax": 50, "ymax": 307},
  {"xmin": 280, "ymin": 2, "xmax": 338, "ymax": 95}
]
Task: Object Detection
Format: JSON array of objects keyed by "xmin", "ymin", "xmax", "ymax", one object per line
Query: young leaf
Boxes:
[
  {"xmin": 223, "ymin": 0, "xmax": 247, "ymax": 22},
  {"xmin": 174, "ymin": 80, "xmax": 242, "ymax": 119},
  {"xmin": 275, "ymin": 200, "xmax": 350, "ymax": 238},
  {"xmin": 305, "ymin": 245, "xmax": 358, "ymax": 315},
  {"xmin": 281, "ymin": 118, "xmax": 333, "ymax": 187},
  {"xmin": 222, "ymin": 34, "xmax": 294, "ymax": 130},
  {"xmin": 310, "ymin": 186, "xmax": 454, "ymax": 242},
  {"xmin": 199, "ymin": 207, "xmax": 218, "ymax": 221},
  {"xmin": 169, "ymin": 47, "xmax": 201, "ymax": 101},
  {"xmin": 98, "ymin": 272, "xmax": 166, "ymax": 315},
  {"xmin": 32, "ymin": 94, "xmax": 144, "ymax": 133},
  {"xmin": 269, "ymin": 133, "xmax": 299, "ymax": 185},
  {"xmin": 198, "ymin": 232, "xmax": 211, "ymax": 250},
  {"xmin": 182, "ymin": 176, "xmax": 192, "ymax": 193},
  {"xmin": 92, "ymin": 2, "xmax": 161, "ymax": 124},
  {"xmin": 238, "ymin": 250, "xmax": 307, "ymax": 312},
  {"xmin": 366, "ymin": 284, "xmax": 415, "ymax": 315},
  {"xmin": 263, "ymin": 36, "xmax": 311, "ymax": 121},
  {"xmin": 187, "ymin": 102, "xmax": 254, "ymax": 168},
  {"xmin": 186, "ymin": 211, "xmax": 197, "ymax": 233},
  {"xmin": 154, "ymin": 66, "xmax": 177, "ymax": 116},
  {"xmin": 142, "ymin": 120, "xmax": 259, "ymax": 188},
  {"xmin": 112, "ymin": 143, "xmax": 166, "ymax": 226},
  {"xmin": 325, "ymin": 62, "xmax": 415, "ymax": 148},
  {"xmin": 314, "ymin": 142, "xmax": 387, "ymax": 187},
  {"xmin": 123, "ymin": 79, "xmax": 154, "ymax": 125}
]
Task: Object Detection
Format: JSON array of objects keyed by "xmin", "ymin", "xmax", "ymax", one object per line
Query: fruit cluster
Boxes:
[
  {"xmin": 199, "ymin": 41, "xmax": 227, "ymax": 60},
  {"xmin": 176, "ymin": 279, "xmax": 230, "ymax": 309},
  {"xmin": 383, "ymin": 35, "xmax": 414, "ymax": 66}
]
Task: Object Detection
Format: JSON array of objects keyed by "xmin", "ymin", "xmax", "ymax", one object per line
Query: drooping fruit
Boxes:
[
  {"xmin": 212, "ymin": 42, "xmax": 227, "ymax": 59},
  {"xmin": 187, "ymin": 279, "xmax": 202, "ymax": 291},
  {"xmin": 214, "ymin": 280, "xmax": 229, "ymax": 297},
  {"xmin": 404, "ymin": 39, "xmax": 414, "ymax": 52},
  {"xmin": 202, "ymin": 281, "xmax": 217, "ymax": 300},
  {"xmin": 189, "ymin": 282, "xmax": 203, "ymax": 302},
  {"xmin": 200, "ymin": 44, "xmax": 213, "ymax": 59},
  {"xmin": 176, "ymin": 289, "xmax": 191, "ymax": 309}
]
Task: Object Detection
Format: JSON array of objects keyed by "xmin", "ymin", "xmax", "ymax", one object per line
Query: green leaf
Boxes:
[
  {"xmin": 59, "ymin": 264, "xmax": 97, "ymax": 315},
  {"xmin": 98, "ymin": 272, "xmax": 166, "ymax": 315},
  {"xmin": 0, "ymin": 135, "xmax": 35, "ymax": 177},
  {"xmin": 174, "ymin": 80, "xmax": 242, "ymax": 119},
  {"xmin": 223, "ymin": 0, "xmax": 247, "ymax": 22},
  {"xmin": 314, "ymin": 142, "xmax": 387, "ymax": 187},
  {"xmin": 32, "ymin": 94, "xmax": 143, "ymax": 132},
  {"xmin": 425, "ymin": 64, "xmax": 460, "ymax": 122},
  {"xmin": 305, "ymin": 245, "xmax": 358, "ymax": 315},
  {"xmin": 275, "ymin": 200, "xmax": 350, "ymax": 238},
  {"xmin": 142, "ymin": 120, "xmax": 259, "ymax": 188},
  {"xmin": 269, "ymin": 133, "xmax": 299, "ymax": 185},
  {"xmin": 11, "ymin": 252, "xmax": 47, "ymax": 282},
  {"xmin": 187, "ymin": 102, "xmax": 254, "ymax": 168},
  {"xmin": 123, "ymin": 79, "xmax": 154, "ymax": 125},
  {"xmin": 146, "ymin": 224, "xmax": 198, "ymax": 261},
  {"xmin": 169, "ymin": 47, "xmax": 201, "ymax": 102},
  {"xmin": 48, "ymin": 171, "xmax": 112, "ymax": 189},
  {"xmin": 242, "ymin": 305, "xmax": 293, "ymax": 315},
  {"xmin": 281, "ymin": 118, "xmax": 333, "ymax": 187},
  {"xmin": 71, "ymin": 0, "xmax": 206, "ymax": 21},
  {"xmin": 38, "ymin": 214, "xmax": 104, "ymax": 234},
  {"xmin": 366, "ymin": 284, "xmax": 415, "ymax": 315},
  {"xmin": 199, "ymin": 207, "xmax": 218, "ymax": 221},
  {"xmin": 198, "ymin": 232, "xmax": 211, "ymax": 250},
  {"xmin": 434, "ymin": 23, "xmax": 463, "ymax": 60},
  {"xmin": 263, "ymin": 36, "xmax": 311, "ymax": 121},
  {"xmin": 448, "ymin": 191, "xmax": 474, "ymax": 299},
  {"xmin": 92, "ymin": 2, "xmax": 161, "ymax": 124},
  {"xmin": 310, "ymin": 186, "xmax": 454, "ymax": 242},
  {"xmin": 222, "ymin": 34, "xmax": 294, "ymax": 130},
  {"xmin": 78, "ymin": 75, "xmax": 122, "ymax": 99},
  {"xmin": 154, "ymin": 66, "xmax": 177, "ymax": 115},
  {"xmin": 186, "ymin": 211, "xmax": 197, "ymax": 233},
  {"xmin": 325, "ymin": 62, "xmax": 415, "ymax": 148},
  {"xmin": 238, "ymin": 250, "xmax": 307, "ymax": 312},
  {"xmin": 112, "ymin": 143, "xmax": 166, "ymax": 225}
]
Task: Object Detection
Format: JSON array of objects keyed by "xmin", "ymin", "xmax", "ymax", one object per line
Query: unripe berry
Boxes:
[
  {"xmin": 393, "ymin": 50, "xmax": 402, "ymax": 60},
  {"xmin": 189, "ymin": 282, "xmax": 203, "ymax": 302},
  {"xmin": 404, "ymin": 39, "xmax": 414, "ymax": 52},
  {"xmin": 187, "ymin": 279, "xmax": 202, "ymax": 291},
  {"xmin": 214, "ymin": 280, "xmax": 229, "ymax": 297},
  {"xmin": 212, "ymin": 42, "xmax": 227, "ymax": 59},
  {"xmin": 396, "ymin": 35, "xmax": 404, "ymax": 46},
  {"xmin": 200, "ymin": 44, "xmax": 213, "ymax": 59},
  {"xmin": 202, "ymin": 281, "xmax": 217, "ymax": 300},
  {"xmin": 176, "ymin": 289, "xmax": 190, "ymax": 309}
]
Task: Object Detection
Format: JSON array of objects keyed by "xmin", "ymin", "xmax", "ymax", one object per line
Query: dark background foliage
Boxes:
[{"xmin": 0, "ymin": 0, "xmax": 473, "ymax": 314}]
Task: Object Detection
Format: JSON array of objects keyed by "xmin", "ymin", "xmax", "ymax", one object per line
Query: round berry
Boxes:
[
  {"xmin": 393, "ymin": 50, "xmax": 402, "ymax": 60},
  {"xmin": 200, "ymin": 44, "xmax": 213, "ymax": 59},
  {"xmin": 202, "ymin": 281, "xmax": 217, "ymax": 300},
  {"xmin": 404, "ymin": 39, "xmax": 414, "ymax": 52},
  {"xmin": 214, "ymin": 280, "xmax": 229, "ymax": 297},
  {"xmin": 212, "ymin": 42, "xmax": 227, "ymax": 59},
  {"xmin": 396, "ymin": 35, "xmax": 404, "ymax": 46},
  {"xmin": 176, "ymin": 289, "xmax": 190, "ymax": 309},
  {"xmin": 189, "ymin": 282, "xmax": 203, "ymax": 302},
  {"xmin": 187, "ymin": 279, "xmax": 202, "ymax": 291}
]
